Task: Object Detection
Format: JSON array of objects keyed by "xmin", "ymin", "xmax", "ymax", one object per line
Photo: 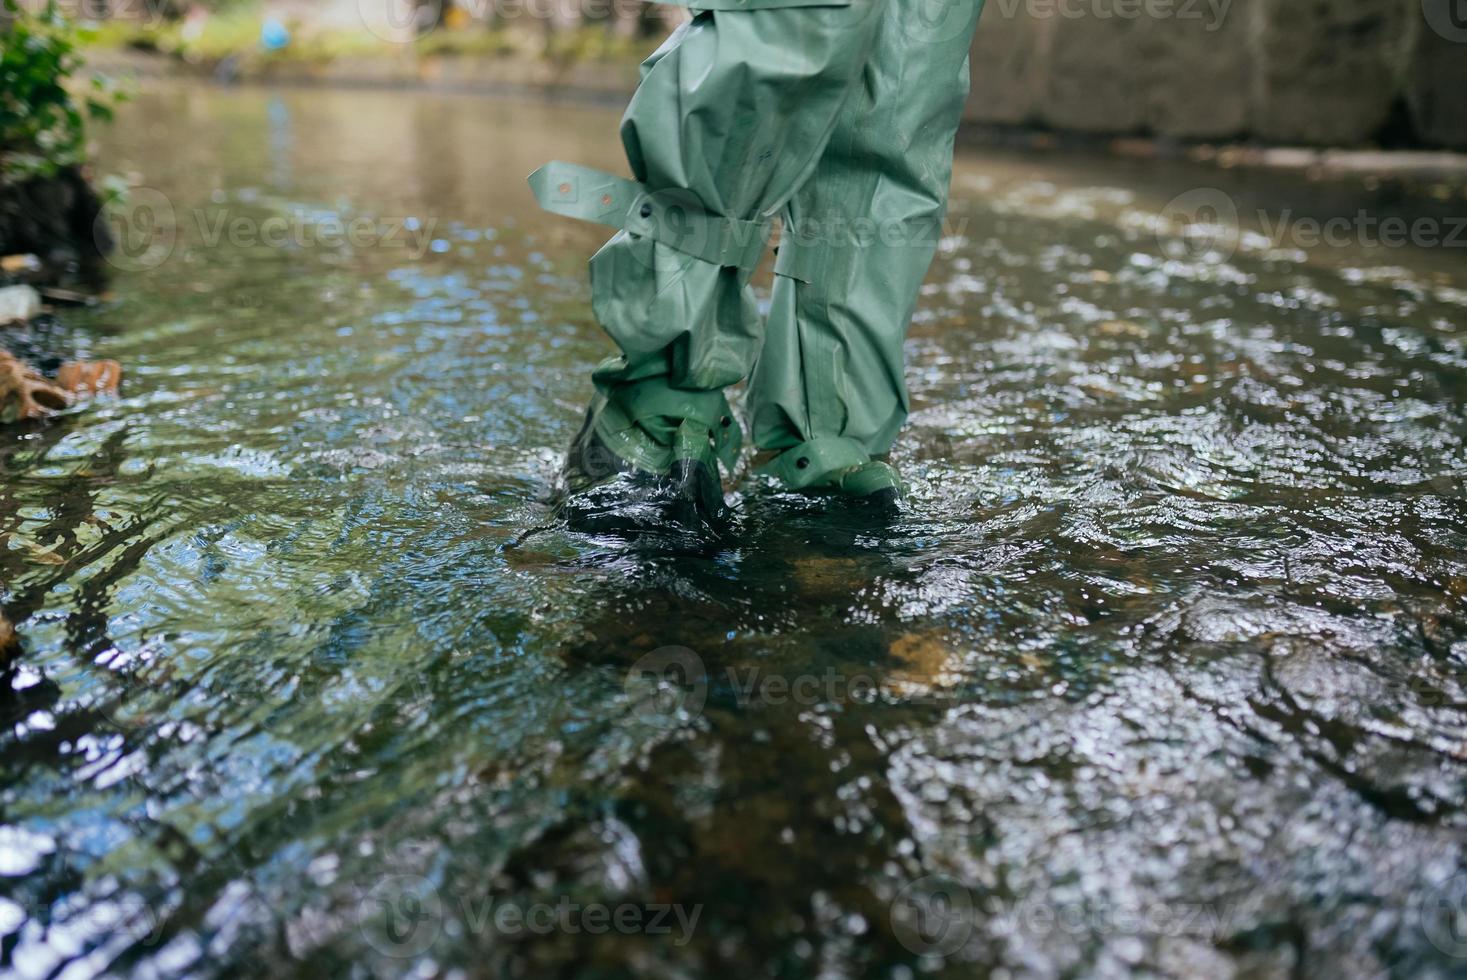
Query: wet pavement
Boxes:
[{"xmin": 2, "ymin": 84, "xmax": 1466, "ymax": 978}]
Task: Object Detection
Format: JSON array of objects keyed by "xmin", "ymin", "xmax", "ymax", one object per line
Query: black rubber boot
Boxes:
[
  {"xmin": 833, "ymin": 460, "xmax": 906, "ymax": 513},
  {"xmin": 557, "ymin": 410, "xmax": 729, "ymax": 538}
]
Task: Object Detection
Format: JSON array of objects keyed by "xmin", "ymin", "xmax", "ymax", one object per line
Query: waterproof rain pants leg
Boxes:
[{"xmin": 530, "ymin": 0, "xmax": 985, "ymax": 494}]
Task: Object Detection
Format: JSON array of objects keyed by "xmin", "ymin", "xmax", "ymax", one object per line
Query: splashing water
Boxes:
[{"xmin": 2, "ymin": 85, "xmax": 1466, "ymax": 978}]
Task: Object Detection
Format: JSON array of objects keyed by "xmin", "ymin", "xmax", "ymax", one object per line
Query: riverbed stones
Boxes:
[{"xmin": 887, "ymin": 631, "xmax": 964, "ymax": 697}]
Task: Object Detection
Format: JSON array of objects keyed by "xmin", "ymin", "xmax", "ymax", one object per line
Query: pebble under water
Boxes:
[{"xmin": 2, "ymin": 86, "xmax": 1466, "ymax": 979}]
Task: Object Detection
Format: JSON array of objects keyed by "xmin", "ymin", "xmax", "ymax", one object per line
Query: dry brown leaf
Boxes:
[
  {"xmin": 56, "ymin": 359, "xmax": 123, "ymax": 397},
  {"xmin": 1, "ymin": 351, "xmax": 71, "ymax": 422},
  {"xmin": 0, "ymin": 613, "xmax": 19, "ymax": 665}
]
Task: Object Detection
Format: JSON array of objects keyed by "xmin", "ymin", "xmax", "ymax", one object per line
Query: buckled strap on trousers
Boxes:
[
  {"xmin": 529, "ymin": 161, "xmax": 773, "ymax": 271},
  {"xmin": 773, "ymin": 235, "xmax": 822, "ymax": 283}
]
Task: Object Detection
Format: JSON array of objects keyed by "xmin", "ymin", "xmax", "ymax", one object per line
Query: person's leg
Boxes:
[
  {"xmin": 748, "ymin": 0, "xmax": 986, "ymax": 500},
  {"xmin": 530, "ymin": 0, "xmax": 882, "ymax": 529}
]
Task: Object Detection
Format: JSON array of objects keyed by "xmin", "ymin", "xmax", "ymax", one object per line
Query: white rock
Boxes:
[{"xmin": 0, "ymin": 285, "xmax": 42, "ymax": 324}]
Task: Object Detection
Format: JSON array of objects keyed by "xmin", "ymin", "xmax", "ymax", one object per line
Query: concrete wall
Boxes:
[
  {"xmin": 966, "ymin": 0, "xmax": 1467, "ymax": 148},
  {"xmin": 17, "ymin": 0, "xmax": 1465, "ymax": 149}
]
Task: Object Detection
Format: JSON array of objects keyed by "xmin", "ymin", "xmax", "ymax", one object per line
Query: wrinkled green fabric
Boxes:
[{"xmin": 530, "ymin": 0, "xmax": 985, "ymax": 487}]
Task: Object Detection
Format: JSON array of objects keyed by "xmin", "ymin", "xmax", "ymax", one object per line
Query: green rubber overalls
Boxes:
[{"xmin": 530, "ymin": 0, "xmax": 985, "ymax": 492}]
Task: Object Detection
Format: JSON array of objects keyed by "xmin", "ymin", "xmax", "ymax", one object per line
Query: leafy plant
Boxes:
[{"xmin": 0, "ymin": 0, "xmax": 125, "ymax": 184}]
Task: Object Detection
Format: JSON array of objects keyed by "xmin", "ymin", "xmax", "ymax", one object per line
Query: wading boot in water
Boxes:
[
  {"xmin": 530, "ymin": 0, "xmax": 986, "ymax": 518},
  {"xmin": 756, "ymin": 445, "xmax": 906, "ymax": 512},
  {"xmin": 555, "ymin": 381, "xmax": 740, "ymax": 537}
]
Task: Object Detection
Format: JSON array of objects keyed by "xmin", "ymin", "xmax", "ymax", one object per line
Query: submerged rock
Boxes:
[{"xmin": 0, "ymin": 284, "xmax": 42, "ymax": 324}]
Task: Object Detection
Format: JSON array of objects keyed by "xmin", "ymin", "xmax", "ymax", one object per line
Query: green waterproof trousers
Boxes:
[{"xmin": 530, "ymin": 0, "xmax": 985, "ymax": 490}]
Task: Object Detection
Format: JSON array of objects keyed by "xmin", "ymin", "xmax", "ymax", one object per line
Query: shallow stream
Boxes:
[{"xmin": 2, "ymin": 85, "xmax": 1466, "ymax": 978}]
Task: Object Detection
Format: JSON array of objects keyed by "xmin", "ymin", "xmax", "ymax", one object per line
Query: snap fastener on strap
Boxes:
[
  {"xmin": 529, "ymin": 161, "xmax": 773, "ymax": 271},
  {"xmin": 624, "ymin": 190, "xmax": 772, "ymax": 271},
  {"xmin": 757, "ymin": 437, "xmax": 870, "ymax": 490},
  {"xmin": 528, "ymin": 162, "xmax": 641, "ymax": 228}
]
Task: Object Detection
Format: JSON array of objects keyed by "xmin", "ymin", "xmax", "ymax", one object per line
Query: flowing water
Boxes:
[{"xmin": 2, "ymin": 84, "xmax": 1466, "ymax": 979}]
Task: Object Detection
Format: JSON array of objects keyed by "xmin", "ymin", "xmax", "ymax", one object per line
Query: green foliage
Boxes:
[
  {"xmin": 83, "ymin": 8, "xmax": 658, "ymax": 68},
  {"xmin": 0, "ymin": 0, "xmax": 125, "ymax": 184},
  {"xmin": 87, "ymin": 9, "xmax": 385, "ymax": 66},
  {"xmin": 414, "ymin": 28, "xmax": 521, "ymax": 60},
  {"xmin": 541, "ymin": 25, "xmax": 650, "ymax": 65}
]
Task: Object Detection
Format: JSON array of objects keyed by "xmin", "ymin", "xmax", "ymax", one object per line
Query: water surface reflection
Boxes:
[{"xmin": 1, "ymin": 84, "xmax": 1465, "ymax": 978}]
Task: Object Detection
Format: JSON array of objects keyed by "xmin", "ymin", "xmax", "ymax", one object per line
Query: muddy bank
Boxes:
[
  {"xmin": 0, "ymin": 170, "xmax": 121, "ymax": 424},
  {"xmin": 84, "ymin": 45, "xmax": 637, "ymax": 104},
  {"xmin": 0, "ymin": 166, "xmax": 113, "ymax": 285}
]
